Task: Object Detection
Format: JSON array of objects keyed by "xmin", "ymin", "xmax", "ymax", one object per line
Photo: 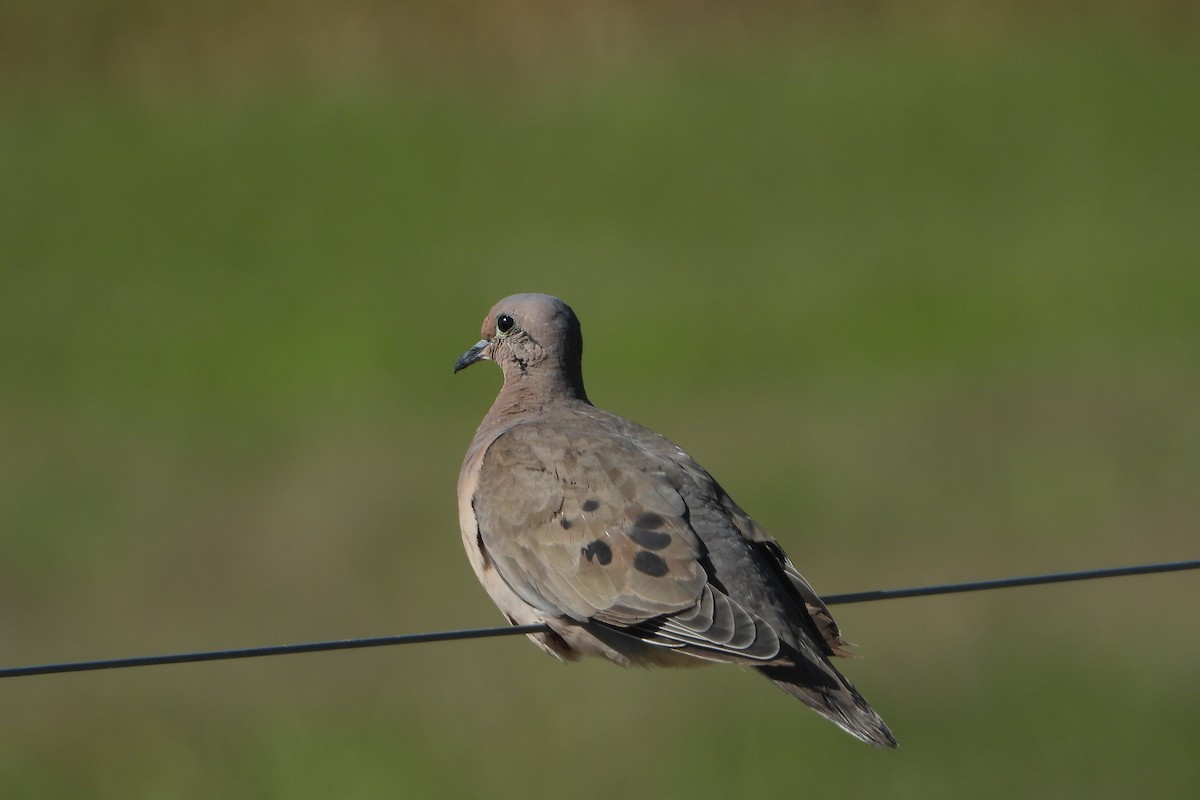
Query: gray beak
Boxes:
[{"xmin": 454, "ymin": 339, "xmax": 490, "ymax": 373}]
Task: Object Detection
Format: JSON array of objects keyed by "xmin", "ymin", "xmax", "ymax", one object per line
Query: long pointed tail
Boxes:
[{"xmin": 756, "ymin": 661, "xmax": 898, "ymax": 748}]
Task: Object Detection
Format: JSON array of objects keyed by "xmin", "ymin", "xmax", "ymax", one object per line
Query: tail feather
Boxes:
[{"xmin": 757, "ymin": 661, "xmax": 898, "ymax": 748}]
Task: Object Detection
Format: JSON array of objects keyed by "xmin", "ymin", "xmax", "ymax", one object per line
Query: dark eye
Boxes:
[{"xmin": 496, "ymin": 314, "xmax": 515, "ymax": 335}]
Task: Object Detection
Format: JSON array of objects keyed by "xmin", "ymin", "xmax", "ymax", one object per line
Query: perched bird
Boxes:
[{"xmin": 454, "ymin": 293, "xmax": 896, "ymax": 747}]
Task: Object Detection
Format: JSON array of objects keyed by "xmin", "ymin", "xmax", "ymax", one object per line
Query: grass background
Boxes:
[{"xmin": 2, "ymin": 1, "xmax": 1198, "ymax": 797}]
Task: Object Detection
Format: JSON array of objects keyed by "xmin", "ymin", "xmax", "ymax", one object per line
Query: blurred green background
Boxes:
[{"xmin": 2, "ymin": 1, "xmax": 1198, "ymax": 797}]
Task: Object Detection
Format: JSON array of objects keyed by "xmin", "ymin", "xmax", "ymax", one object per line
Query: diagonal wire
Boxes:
[
  {"xmin": 1, "ymin": 559, "xmax": 1196, "ymax": 680},
  {"xmin": 819, "ymin": 559, "xmax": 1200, "ymax": 605},
  {"xmin": 0, "ymin": 624, "xmax": 550, "ymax": 679}
]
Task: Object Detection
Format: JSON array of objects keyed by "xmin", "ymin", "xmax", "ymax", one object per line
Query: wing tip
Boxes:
[{"xmin": 757, "ymin": 662, "xmax": 898, "ymax": 748}]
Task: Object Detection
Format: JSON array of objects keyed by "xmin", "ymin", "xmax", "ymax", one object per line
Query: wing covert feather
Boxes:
[{"xmin": 473, "ymin": 421, "xmax": 789, "ymax": 662}]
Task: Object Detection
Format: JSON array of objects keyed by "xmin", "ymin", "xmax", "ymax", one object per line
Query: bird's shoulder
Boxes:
[{"xmin": 480, "ymin": 404, "xmax": 704, "ymax": 483}]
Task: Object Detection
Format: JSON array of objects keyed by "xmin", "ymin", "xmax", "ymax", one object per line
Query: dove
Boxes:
[{"xmin": 455, "ymin": 293, "xmax": 896, "ymax": 747}]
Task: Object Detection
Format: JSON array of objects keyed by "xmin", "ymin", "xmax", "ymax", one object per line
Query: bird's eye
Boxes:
[{"xmin": 496, "ymin": 314, "xmax": 516, "ymax": 335}]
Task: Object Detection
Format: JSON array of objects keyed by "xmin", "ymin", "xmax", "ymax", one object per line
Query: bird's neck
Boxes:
[{"xmin": 490, "ymin": 372, "xmax": 591, "ymax": 418}]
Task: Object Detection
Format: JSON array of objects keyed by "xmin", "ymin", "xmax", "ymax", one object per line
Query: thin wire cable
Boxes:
[
  {"xmin": 0, "ymin": 624, "xmax": 550, "ymax": 679},
  {"xmin": 819, "ymin": 559, "xmax": 1200, "ymax": 605},
  {"xmin": 2, "ymin": 559, "xmax": 1196, "ymax": 680}
]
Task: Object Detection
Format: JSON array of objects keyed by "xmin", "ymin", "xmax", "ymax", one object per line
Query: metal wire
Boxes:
[
  {"xmin": 2, "ymin": 558, "xmax": 1196, "ymax": 680},
  {"xmin": 819, "ymin": 559, "xmax": 1200, "ymax": 605},
  {"xmin": 0, "ymin": 624, "xmax": 550, "ymax": 679}
]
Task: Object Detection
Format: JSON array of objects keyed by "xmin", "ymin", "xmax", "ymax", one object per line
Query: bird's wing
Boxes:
[{"xmin": 472, "ymin": 421, "xmax": 782, "ymax": 661}]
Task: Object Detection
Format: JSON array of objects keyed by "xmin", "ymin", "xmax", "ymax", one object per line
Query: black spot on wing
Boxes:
[
  {"xmin": 581, "ymin": 498, "xmax": 601, "ymax": 512},
  {"xmin": 559, "ymin": 517, "xmax": 573, "ymax": 530},
  {"xmin": 633, "ymin": 550, "xmax": 669, "ymax": 577},
  {"xmin": 629, "ymin": 528, "xmax": 672, "ymax": 551},
  {"xmin": 634, "ymin": 511, "xmax": 665, "ymax": 529},
  {"xmin": 582, "ymin": 539, "xmax": 613, "ymax": 566}
]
